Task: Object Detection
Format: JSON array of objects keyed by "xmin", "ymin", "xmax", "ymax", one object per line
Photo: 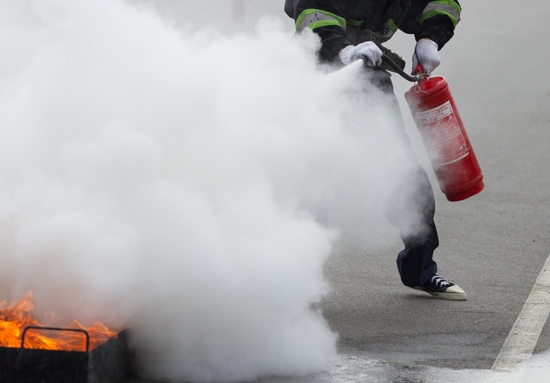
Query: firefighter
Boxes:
[{"xmin": 284, "ymin": 0, "xmax": 466, "ymax": 300}]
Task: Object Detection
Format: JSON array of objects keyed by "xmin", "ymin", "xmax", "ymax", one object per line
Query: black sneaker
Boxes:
[{"xmin": 411, "ymin": 275, "xmax": 467, "ymax": 301}]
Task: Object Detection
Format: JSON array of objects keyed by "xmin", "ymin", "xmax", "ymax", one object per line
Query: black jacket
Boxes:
[{"xmin": 285, "ymin": 0, "xmax": 461, "ymax": 62}]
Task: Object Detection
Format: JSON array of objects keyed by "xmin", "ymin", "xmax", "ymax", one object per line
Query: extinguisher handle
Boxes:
[{"xmin": 380, "ymin": 54, "xmax": 420, "ymax": 82}]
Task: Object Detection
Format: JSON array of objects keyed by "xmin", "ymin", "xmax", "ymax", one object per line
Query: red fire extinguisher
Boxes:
[{"xmin": 382, "ymin": 57, "xmax": 484, "ymax": 202}]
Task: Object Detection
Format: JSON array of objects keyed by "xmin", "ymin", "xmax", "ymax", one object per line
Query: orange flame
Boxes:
[{"xmin": 0, "ymin": 291, "xmax": 117, "ymax": 352}]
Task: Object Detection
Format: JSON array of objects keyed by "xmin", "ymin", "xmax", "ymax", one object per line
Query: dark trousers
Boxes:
[{"xmin": 364, "ymin": 66, "xmax": 439, "ymax": 287}]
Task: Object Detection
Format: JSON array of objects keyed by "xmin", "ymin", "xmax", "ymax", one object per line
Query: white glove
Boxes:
[
  {"xmin": 412, "ymin": 39, "xmax": 441, "ymax": 74},
  {"xmin": 340, "ymin": 41, "xmax": 383, "ymax": 66}
]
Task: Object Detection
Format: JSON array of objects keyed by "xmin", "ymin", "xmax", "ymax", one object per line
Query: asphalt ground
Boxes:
[{"xmin": 124, "ymin": 1, "xmax": 550, "ymax": 382}]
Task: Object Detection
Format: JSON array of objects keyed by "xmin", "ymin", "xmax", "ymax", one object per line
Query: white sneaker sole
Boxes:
[{"xmin": 411, "ymin": 285, "xmax": 467, "ymax": 301}]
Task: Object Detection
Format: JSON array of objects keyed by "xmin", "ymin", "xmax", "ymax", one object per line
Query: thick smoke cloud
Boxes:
[{"xmin": 0, "ymin": 1, "xmax": 419, "ymax": 382}]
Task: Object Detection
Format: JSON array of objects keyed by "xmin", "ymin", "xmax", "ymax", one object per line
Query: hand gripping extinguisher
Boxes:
[{"xmin": 381, "ymin": 55, "xmax": 484, "ymax": 202}]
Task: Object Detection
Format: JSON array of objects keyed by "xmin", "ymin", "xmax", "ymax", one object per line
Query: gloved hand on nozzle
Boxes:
[
  {"xmin": 340, "ymin": 41, "xmax": 383, "ymax": 66},
  {"xmin": 412, "ymin": 38, "xmax": 441, "ymax": 74}
]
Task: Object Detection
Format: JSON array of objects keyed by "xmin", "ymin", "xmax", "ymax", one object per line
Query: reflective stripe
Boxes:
[
  {"xmin": 386, "ymin": 19, "xmax": 398, "ymax": 34},
  {"xmin": 296, "ymin": 9, "xmax": 346, "ymax": 31},
  {"xmin": 380, "ymin": 19, "xmax": 397, "ymax": 40},
  {"xmin": 348, "ymin": 19, "xmax": 364, "ymax": 28},
  {"xmin": 420, "ymin": 1, "xmax": 461, "ymax": 27}
]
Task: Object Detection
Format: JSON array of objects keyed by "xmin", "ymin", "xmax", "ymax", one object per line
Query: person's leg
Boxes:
[
  {"xmin": 364, "ymin": 67, "xmax": 466, "ymax": 299},
  {"xmin": 389, "ymin": 155, "xmax": 467, "ymax": 300},
  {"xmin": 393, "ymin": 168, "xmax": 439, "ymax": 287},
  {"xmin": 364, "ymin": 67, "xmax": 439, "ymax": 287}
]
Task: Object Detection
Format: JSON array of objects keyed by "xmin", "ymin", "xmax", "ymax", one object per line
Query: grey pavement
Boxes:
[{"xmin": 124, "ymin": 1, "xmax": 550, "ymax": 382}]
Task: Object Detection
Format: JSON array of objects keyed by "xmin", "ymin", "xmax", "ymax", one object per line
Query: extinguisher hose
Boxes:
[{"xmin": 380, "ymin": 54, "xmax": 420, "ymax": 82}]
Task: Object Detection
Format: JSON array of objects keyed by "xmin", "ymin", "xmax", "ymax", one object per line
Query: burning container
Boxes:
[
  {"xmin": 0, "ymin": 293, "xmax": 132, "ymax": 383},
  {"xmin": 0, "ymin": 327, "xmax": 131, "ymax": 383}
]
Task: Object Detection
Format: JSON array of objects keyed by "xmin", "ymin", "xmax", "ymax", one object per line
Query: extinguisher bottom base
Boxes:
[{"xmin": 445, "ymin": 180, "xmax": 485, "ymax": 202}]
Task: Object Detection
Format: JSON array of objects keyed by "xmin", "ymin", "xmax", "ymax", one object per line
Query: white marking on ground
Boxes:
[{"xmin": 485, "ymin": 252, "xmax": 550, "ymax": 382}]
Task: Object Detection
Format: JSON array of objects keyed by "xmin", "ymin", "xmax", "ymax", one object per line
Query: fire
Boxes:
[{"xmin": 0, "ymin": 291, "xmax": 117, "ymax": 352}]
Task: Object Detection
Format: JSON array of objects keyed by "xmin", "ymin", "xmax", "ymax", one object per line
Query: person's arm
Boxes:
[
  {"xmin": 414, "ymin": 0, "xmax": 462, "ymax": 50},
  {"xmin": 287, "ymin": 0, "xmax": 352, "ymax": 62},
  {"xmin": 400, "ymin": 0, "xmax": 462, "ymax": 49},
  {"xmin": 400, "ymin": 0, "xmax": 462, "ymax": 73}
]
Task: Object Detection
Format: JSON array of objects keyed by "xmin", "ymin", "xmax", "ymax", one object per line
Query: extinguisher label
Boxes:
[{"xmin": 416, "ymin": 101, "xmax": 468, "ymax": 166}]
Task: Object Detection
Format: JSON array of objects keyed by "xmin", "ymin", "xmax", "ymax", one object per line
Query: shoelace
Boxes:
[{"xmin": 431, "ymin": 276, "xmax": 452, "ymax": 288}]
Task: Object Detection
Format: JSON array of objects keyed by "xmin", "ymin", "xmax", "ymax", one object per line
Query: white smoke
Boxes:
[{"xmin": 0, "ymin": 1, "xmax": 418, "ymax": 382}]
